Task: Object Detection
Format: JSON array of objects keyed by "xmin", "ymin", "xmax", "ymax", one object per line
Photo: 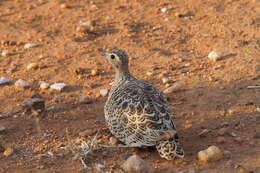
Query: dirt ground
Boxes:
[{"xmin": 0, "ymin": 0, "xmax": 259, "ymax": 172}]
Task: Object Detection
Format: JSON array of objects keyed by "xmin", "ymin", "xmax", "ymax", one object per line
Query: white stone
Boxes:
[
  {"xmin": 26, "ymin": 63, "xmax": 39, "ymax": 70},
  {"xmin": 0, "ymin": 124, "xmax": 6, "ymax": 132},
  {"xmin": 208, "ymin": 51, "xmax": 221, "ymax": 61},
  {"xmin": 146, "ymin": 72, "xmax": 154, "ymax": 76},
  {"xmin": 100, "ymin": 89, "xmax": 109, "ymax": 97},
  {"xmin": 0, "ymin": 77, "xmax": 11, "ymax": 85},
  {"xmin": 122, "ymin": 154, "xmax": 154, "ymax": 173},
  {"xmin": 39, "ymin": 81, "xmax": 50, "ymax": 89},
  {"xmin": 50, "ymin": 83, "xmax": 66, "ymax": 91},
  {"xmin": 160, "ymin": 7, "xmax": 168, "ymax": 13},
  {"xmin": 163, "ymin": 84, "xmax": 181, "ymax": 94},
  {"xmin": 24, "ymin": 43, "xmax": 40, "ymax": 49},
  {"xmin": 1, "ymin": 50, "xmax": 9, "ymax": 57},
  {"xmin": 256, "ymin": 107, "xmax": 260, "ymax": 113},
  {"xmin": 162, "ymin": 77, "xmax": 169, "ymax": 84},
  {"xmin": 15, "ymin": 79, "xmax": 30, "ymax": 88},
  {"xmin": 198, "ymin": 146, "xmax": 223, "ymax": 162}
]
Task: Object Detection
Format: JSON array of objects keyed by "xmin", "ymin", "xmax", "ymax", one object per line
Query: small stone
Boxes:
[
  {"xmin": 146, "ymin": 72, "xmax": 154, "ymax": 76},
  {"xmin": 39, "ymin": 81, "xmax": 50, "ymax": 90},
  {"xmin": 163, "ymin": 84, "xmax": 182, "ymax": 94},
  {"xmin": 1, "ymin": 50, "xmax": 9, "ymax": 57},
  {"xmin": 80, "ymin": 20, "xmax": 95, "ymax": 31},
  {"xmin": 256, "ymin": 107, "xmax": 260, "ymax": 113},
  {"xmin": 78, "ymin": 95, "xmax": 92, "ymax": 104},
  {"xmin": 162, "ymin": 77, "xmax": 169, "ymax": 84},
  {"xmin": 160, "ymin": 7, "xmax": 167, "ymax": 13},
  {"xmin": 208, "ymin": 51, "xmax": 221, "ymax": 62},
  {"xmin": 184, "ymin": 120, "xmax": 193, "ymax": 128},
  {"xmin": 198, "ymin": 146, "xmax": 223, "ymax": 162},
  {"xmin": 95, "ymin": 163, "xmax": 106, "ymax": 172},
  {"xmin": 79, "ymin": 129, "xmax": 94, "ymax": 137},
  {"xmin": 109, "ymin": 136, "xmax": 118, "ymax": 145},
  {"xmin": 179, "ymin": 68, "xmax": 188, "ymax": 73},
  {"xmin": 122, "ymin": 154, "xmax": 155, "ymax": 173},
  {"xmin": 24, "ymin": 43, "xmax": 40, "ymax": 49},
  {"xmin": 60, "ymin": 3, "xmax": 68, "ymax": 9},
  {"xmin": 229, "ymin": 132, "xmax": 237, "ymax": 137},
  {"xmin": 223, "ymin": 150, "xmax": 231, "ymax": 159},
  {"xmin": 217, "ymin": 127, "xmax": 228, "ymax": 136},
  {"xmin": 91, "ymin": 69, "xmax": 98, "ymax": 76},
  {"xmin": 50, "ymin": 83, "xmax": 66, "ymax": 91},
  {"xmin": 26, "ymin": 63, "xmax": 39, "ymax": 70},
  {"xmin": 198, "ymin": 129, "xmax": 210, "ymax": 137},
  {"xmin": 100, "ymin": 89, "xmax": 109, "ymax": 97},
  {"xmin": 3, "ymin": 147, "xmax": 14, "ymax": 157},
  {"xmin": 15, "ymin": 79, "xmax": 30, "ymax": 88},
  {"xmin": 0, "ymin": 77, "xmax": 11, "ymax": 85},
  {"xmin": 216, "ymin": 137, "xmax": 226, "ymax": 144},
  {"xmin": 0, "ymin": 124, "xmax": 6, "ymax": 132}
]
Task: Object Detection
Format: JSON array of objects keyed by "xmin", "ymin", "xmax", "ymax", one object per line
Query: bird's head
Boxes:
[{"xmin": 100, "ymin": 49, "xmax": 129, "ymax": 72}]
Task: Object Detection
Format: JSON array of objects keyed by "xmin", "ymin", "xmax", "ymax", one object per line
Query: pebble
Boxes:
[
  {"xmin": 15, "ymin": 79, "xmax": 30, "ymax": 88},
  {"xmin": 95, "ymin": 163, "xmax": 106, "ymax": 172},
  {"xmin": 0, "ymin": 77, "xmax": 11, "ymax": 85},
  {"xmin": 24, "ymin": 43, "xmax": 40, "ymax": 49},
  {"xmin": 162, "ymin": 77, "xmax": 169, "ymax": 84},
  {"xmin": 229, "ymin": 132, "xmax": 237, "ymax": 137},
  {"xmin": 100, "ymin": 89, "xmax": 109, "ymax": 97},
  {"xmin": 39, "ymin": 81, "xmax": 50, "ymax": 90},
  {"xmin": 198, "ymin": 129, "xmax": 210, "ymax": 137},
  {"xmin": 121, "ymin": 154, "xmax": 155, "ymax": 173},
  {"xmin": 26, "ymin": 63, "xmax": 39, "ymax": 70},
  {"xmin": 217, "ymin": 127, "xmax": 228, "ymax": 136},
  {"xmin": 160, "ymin": 7, "xmax": 168, "ymax": 13},
  {"xmin": 208, "ymin": 51, "xmax": 221, "ymax": 61},
  {"xmin": 1, "ymin": 50, "xmax": 9, "ymax": 57},
  {"xmin": 80, "ymin": 20, "xmax": 95, "ymax": 31},
  {"xmin": 0, "ymin": 124, "xmax": 6, "ymax": 132},
  {"xmin": 78, "ymin": 95, "xmax": 92, "ymax": 104},
  {"xmin": 163, "ymin": 84, "xmax": 182, "ymax": 94},
  {"xmin": 3, "ymin": 147, "xmax": 14, "ymax": 157},
  {"xmin": 91, "ymin": 69, "xmax": 98, "ymax": 76},
  {"xmin": 256, "ymin": 107, "xmax": 260, "ymax": 113},
  {"xmin": 223, "ymin": 150, "xmax": 231, "ymax": 158},
  {"xmin": 146, "ymin": 72, "xmax": 154, "ymax": 76},
  {"xmin": 198, "ymin": 146, "xmax": 223, "ymax": 162},
  {"xmin": 60, "ymin": 3, "xmax": 68, "ymax": 9},
  {"xmin": 50, "ymin": 83, "xmax": 66, "ymax": 91},
  {"xmin": 109, "ymin": 136, "xmax": 118, "ymax": 145}
]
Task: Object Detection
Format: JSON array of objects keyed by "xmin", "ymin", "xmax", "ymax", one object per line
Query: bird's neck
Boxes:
[{"xmin": 115, "ymin": 69, "xmax": 131, "ymax": 82}]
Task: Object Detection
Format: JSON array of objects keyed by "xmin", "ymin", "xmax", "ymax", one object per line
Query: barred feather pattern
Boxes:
[{"xmin": 104, "ymin": 74, "xmax": 184, "ymax": 160}]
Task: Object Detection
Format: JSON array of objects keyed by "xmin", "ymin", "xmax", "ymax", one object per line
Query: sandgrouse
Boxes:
[{"xmin": 101, "ymin": 49, "xmax": 184, "ymax": 160}]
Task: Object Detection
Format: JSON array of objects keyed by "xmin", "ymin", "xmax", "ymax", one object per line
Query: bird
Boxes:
[{"xmin": 101, "ymin": 49, "xmax": 184, "ymax": 160}]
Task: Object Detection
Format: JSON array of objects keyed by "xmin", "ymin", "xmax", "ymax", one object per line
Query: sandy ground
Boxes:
[{"xmin": 0, "ymin": 0, "xmax": 259, "ymax": 172}]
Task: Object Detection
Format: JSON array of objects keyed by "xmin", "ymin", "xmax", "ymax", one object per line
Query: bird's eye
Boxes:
[{"xmin": 110, "ymin": 54, "xmax": 115, "ymax": 59}]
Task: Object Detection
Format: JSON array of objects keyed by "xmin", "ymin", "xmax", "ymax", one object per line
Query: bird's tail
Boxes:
[{"xmin": 156, "ymin": 133, "xmax": 184, "ymax": 160}]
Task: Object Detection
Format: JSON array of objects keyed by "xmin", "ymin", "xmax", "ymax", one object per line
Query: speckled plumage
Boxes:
[{"xmin": 102, "ymin": 49, "xmax": 184, "ymax": 160}]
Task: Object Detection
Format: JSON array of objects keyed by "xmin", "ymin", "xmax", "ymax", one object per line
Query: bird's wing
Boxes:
[{"xmin": 106, "ymin": 79, "xmax": 177, "ymax": 147}]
